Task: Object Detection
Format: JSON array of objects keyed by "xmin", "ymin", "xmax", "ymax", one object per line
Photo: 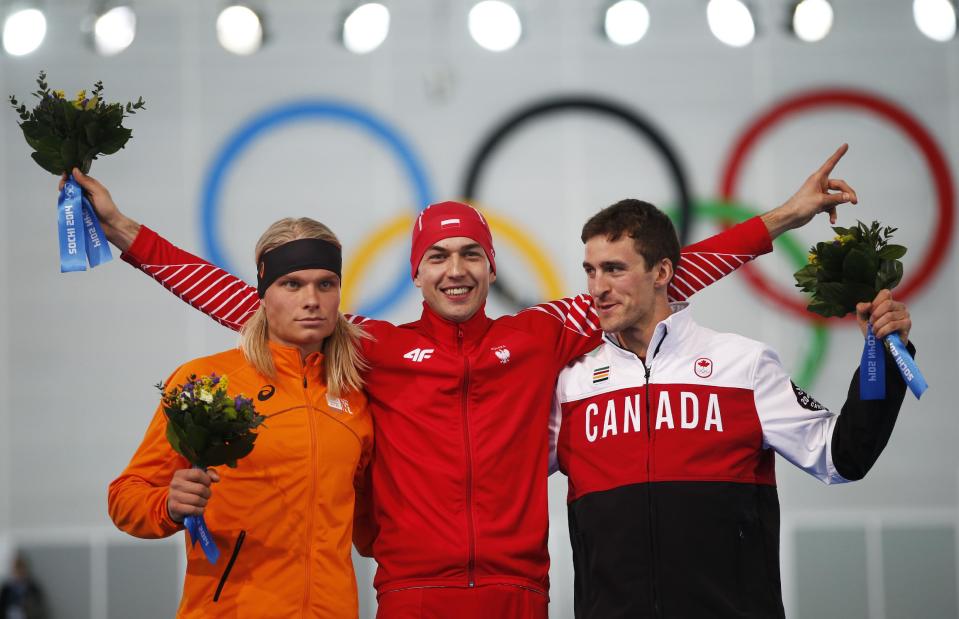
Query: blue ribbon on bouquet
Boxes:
[
  {"xmin": 182, "ymin": 465, "xmax": 221, "ymax": 564},
  {"xmin": 184, "ymin": 513, "xmax": 220, "ymax": 564},
  {"xmin": 860, "ymin": 323, "xmax": 927, "ymax": 400},
  {"xmin": 57, "ymin": 175, "xmax": 112, "ymax": 272}
]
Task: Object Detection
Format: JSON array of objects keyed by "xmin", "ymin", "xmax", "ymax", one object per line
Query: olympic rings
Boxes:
[
  {"xmin": 460, "ymin": 95, "xmax": 694, "ymax": 311},
  {"xmin": 199, "ymin": 99, "xmax": 435, "ymax": 317},
  {"xmin": 719, "ymin": 89, "xmax": 955, "ymax": 321},
  {"xmin": 341, "ymin": 208, "xmax": 566, "ymax": 313}
]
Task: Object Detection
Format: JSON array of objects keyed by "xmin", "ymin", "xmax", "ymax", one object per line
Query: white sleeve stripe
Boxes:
[
  {"xmin": 204, "ymin": 282, "xmax": 250, "ymax": 313},
  {"xmin": 684, "ymin": 254, "xmax": 726, "ymax": 278},
  {"xmin": 681, "ymin": 259, "xmax": 721, "ymax": 283},
  {"xmin": 146, "ymin": 263, "xmax": 189, "ymax": 283},
  {"xmin": 177, "ymin": 267, "xmax": 221, "ymax": 296},
  {"xmin": 222, "ymin": 291, "xmax": 260, "ymax": 322},
  {"xmin": 564, "ymin": 315, "xmax": 588, "ymax": 336},
  {"xmin": 674, "ymin": 267, "xmax": 707, "ymax": 290},
  {"xmin": 669, "ymin": 274, "xmax": 695, "ymax": 297},
  {"xmin": 190, "ymin": 273, "xmax": 235, "ymax": 303}
]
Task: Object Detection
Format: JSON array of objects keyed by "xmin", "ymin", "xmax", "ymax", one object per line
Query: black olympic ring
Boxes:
[{"xmin": 459, "ymin": 95, "xmax": 693, "ymax": 311}]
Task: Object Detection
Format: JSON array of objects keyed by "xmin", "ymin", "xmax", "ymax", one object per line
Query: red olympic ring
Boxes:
[{"xmin": 719, "ymin": 89, "xmax": 955, "ymax": 321}]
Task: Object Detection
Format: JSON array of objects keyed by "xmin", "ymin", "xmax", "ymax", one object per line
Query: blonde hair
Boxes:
[{"xmin": 239, "ymin": 217, "xmax": 369, "ymax": 397}]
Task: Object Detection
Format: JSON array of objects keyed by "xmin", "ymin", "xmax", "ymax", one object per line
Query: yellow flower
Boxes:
[
  {"xmin": 808, "ymin": 253, "xmax": 818, "ymax": 264},
  {"xmin": 83, "ymin": 96, "xmax": 98, "ymax": 110},
  {"xmin": 74, "ymin": 89, "xmax": 86, "ymax": 102},
  {"xmin": 52, "ymin": 89, "xmax": 65, "ymax": 99}
]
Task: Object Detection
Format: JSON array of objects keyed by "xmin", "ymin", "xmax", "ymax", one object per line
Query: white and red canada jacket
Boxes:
[
  {"xmin": 550, "ymin": 303, "xmax": 911, "ymax": 618},
  {"xmin": 120, "ymin": 218, "xmax": 773, "ymax": 599}
]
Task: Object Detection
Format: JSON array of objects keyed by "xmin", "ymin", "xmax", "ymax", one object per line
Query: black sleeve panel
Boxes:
[{"xmin": 830, "ymin": 341, "xmax": 916, "ymax": 481}]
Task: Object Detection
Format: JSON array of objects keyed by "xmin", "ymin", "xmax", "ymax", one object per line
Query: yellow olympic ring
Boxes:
[{"xmin": 342, "ymin": 206, "xmax": 566, "ymax": 313}]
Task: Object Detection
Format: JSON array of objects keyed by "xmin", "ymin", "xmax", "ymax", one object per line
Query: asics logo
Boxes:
[{"xmin": 403, "ymin": 348, "xmax": 434, "ymax": 362}]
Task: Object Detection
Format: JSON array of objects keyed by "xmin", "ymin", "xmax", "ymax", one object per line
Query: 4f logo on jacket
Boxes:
[{"xmin": 404, "ymin": 348, "xmax": 434, "ymax": 362}]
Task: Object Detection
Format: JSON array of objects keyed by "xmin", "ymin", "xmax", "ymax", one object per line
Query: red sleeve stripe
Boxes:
[
  {"xmin": 682, "ymin": 254, "xmax": 726, "ymax": 279},
  {"xmin": 200, "ymin": 279, "xmax": 246, "ymax": 310},
  {"xmin": 207, "ymin": 285, "xmax": 257, "ymax": 315},
  {"xmin": 571, "ymin": 302, "xmax": 599, "ymax": 333},
  {"xmin": 221, "ymin": 291, "xmax": 260, "ymax": 323},
  {"xmin": 177, "ymin": 268, "xmax": 225, "ymax": 297},
  {"xmin": 141, "ymin": 262, "xmax": 257, "ymax": 331}
]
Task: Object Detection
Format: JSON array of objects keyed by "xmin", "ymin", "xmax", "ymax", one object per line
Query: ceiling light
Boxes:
[
  {"xmin": 604, "ymin": 0, "xmax": 650, "ymax": 46},
  {"xmin": 468, "ymin": 1, "xmax": 522, "ymax": 52},
  {"xmin": 913, "ymin": 0, "xmax": 957, "ymax": 42},
  {"xmin": 342, "ymin": 3, "xmax": 390, "ymax": 54},
  {"xmin": 792, "ymin": 0, "xmax": 833, "ymax": 42},
  {"xmin": 707, "ymin": 0, "xmax": 755, "ymax": 48},
  {"xmin": 216, "ymin": 4, "xmax": 263, "ymax": 55},
  {"xmin": 94, "ymin": 5, "xmax": 136, "ymax": 55},
  {"xmin": 3, "ymin": 8, "xmax": 47, "ymax": 56}
]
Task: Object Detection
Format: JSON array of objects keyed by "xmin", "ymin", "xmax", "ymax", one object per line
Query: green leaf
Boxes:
[
  {"xmin": 840, "ymin": 282, "xmax": 877, "ymax": 310},
  {"xmin": 30, "ymin": 150, "xmax": 65, "ymax": 175},
  {"xmin": 842, "ymin": 249, "xmax": 879, "ymax": 284},
  {"xmin": 184, "ymin": 424, "xmax": 211, "ymax": 454},
  {"xmin": 876, "ymin": 260, "xmax": 904, "ymax": 291},
  {"xmin": 97, "ymin": 126, "xmax": 132, "ymax": 155},
  {"xmin": 59, "ymin": 138, "xmax": 80, "ymax": 174},
  {"xmin": 166, "ymin": 421, "xmax": 200, "ymax": 465},
  {"xmin": 878, "ymin": 244, "xmax": 907, "ymax": 260},
  {"xmin": 814, "ymin": 282, "xmax": 846, "ymax": 305},
  {"xmin": 24, "ymin": 133, "xmax": 60, "ymax": 154},
  {"xmin": 807, "ymin": 300, "xmax": 847, "ymax": 318},
  {"xmin": 61, "ymin": 100, "xmax": 78, "ymax": 129}
]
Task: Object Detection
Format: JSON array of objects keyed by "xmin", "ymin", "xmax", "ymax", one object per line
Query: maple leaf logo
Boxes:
[{"xmin": 694, "ymin": 357, "xmax": 713, "ymax": 378}]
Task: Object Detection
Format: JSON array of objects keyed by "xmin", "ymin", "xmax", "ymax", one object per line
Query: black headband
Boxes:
[{"xmin": 256, "ymin": 238, "xmax": 342, "ymax": 298}]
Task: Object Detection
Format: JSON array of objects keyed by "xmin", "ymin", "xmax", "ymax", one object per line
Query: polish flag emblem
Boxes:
[
  {"xmin": 694, "ymin": 357, "xmax": 713, "ymax": 378},
  {"xmin": 440, "ymin": 218, "xmax": 461, "ymax": 229}
]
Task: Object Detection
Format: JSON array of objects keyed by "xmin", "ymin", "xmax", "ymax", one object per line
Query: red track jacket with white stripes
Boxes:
[{"xmin": 119, "ymin": 217, "xmax": 772, "ymax": 598}]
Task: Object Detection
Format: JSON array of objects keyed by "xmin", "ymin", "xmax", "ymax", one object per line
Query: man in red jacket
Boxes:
[{"xmin": 71, "ymin": 145, "xmax": 855, "ymax": 618}]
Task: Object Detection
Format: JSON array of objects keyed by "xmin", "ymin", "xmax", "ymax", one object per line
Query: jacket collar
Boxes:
[
  {"xmin": 267, "ymin": 340, "xmax": 324, "ymax": 382},
  {"xmin": 418, "ymin": 301, "xmax": 493, "ymax": 349},
  {"xmin": 603, "ymin": 302, "xmax": 692, "ymax": 361}
]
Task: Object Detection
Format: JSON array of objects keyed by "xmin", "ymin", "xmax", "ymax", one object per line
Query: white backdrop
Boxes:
[{"xmin": 1, "ymin": 1, "xmax": 957, "ymax": 617}]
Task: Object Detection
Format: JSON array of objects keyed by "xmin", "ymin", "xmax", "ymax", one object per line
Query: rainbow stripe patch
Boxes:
[{"xmin": 593, "ymin": 366, "xmax": 610, "ymax": 383}]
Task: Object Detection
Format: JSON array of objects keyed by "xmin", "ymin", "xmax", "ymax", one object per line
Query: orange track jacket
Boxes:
[{"xmin": 108, "ymin": 342, "xmax": 373, "ymax": 618}]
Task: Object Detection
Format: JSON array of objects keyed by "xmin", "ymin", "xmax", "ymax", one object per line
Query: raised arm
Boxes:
[
  {"xmin": 66, "ymin": 168, "xmax": 259, "ymax": 332},
  {"xmin": 758, "ymin": 143, "xmax": 858, "ymax": 239}
]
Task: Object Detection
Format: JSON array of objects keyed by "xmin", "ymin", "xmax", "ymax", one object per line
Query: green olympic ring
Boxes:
[{"xmin": 664, "ymin": 200, "xmax": 829, "ymax": 389}]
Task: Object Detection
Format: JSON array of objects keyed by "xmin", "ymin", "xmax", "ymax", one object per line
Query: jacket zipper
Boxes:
[
  {"xmin": 458, "ymin": 327, "xmax": 477, "ymax": 587},
  {"xmin": 213, "ymin": 530, "xmax": 246, "ymax": 602},
  {"xmin": 301, "ymin": 369, "xmax": 318, "ymax": 613},
  {"xmin": 642, "ymin": 359, "xmax": 658, "ymax": 617},
  {"xmin": 643, "ymin": 329, "xmax": 668, "ymax": 618}
]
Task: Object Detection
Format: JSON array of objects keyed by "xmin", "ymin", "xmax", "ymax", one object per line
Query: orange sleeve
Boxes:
[{"xmin": 108, "ymin": 368, "xmax": 191, "ymax": 539}]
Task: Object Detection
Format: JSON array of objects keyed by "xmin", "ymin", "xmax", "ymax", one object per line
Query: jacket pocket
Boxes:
[{"xmin": 213, "ymin": 530, "xmax": 246, "ymax": 602}]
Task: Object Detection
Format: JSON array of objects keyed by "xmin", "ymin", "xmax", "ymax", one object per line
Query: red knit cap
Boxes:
[{"xmin": 410, "ymin": 201, "xmax": 496, "ymax": 278}]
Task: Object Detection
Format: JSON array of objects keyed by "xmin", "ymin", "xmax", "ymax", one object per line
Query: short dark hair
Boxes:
[{"xmin": 580, "ymin": 199, "xmax": 681, "ymax": 272}]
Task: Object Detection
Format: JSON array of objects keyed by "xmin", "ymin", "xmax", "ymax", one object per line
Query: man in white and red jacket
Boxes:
[
  {"xmin": 551, "ymin": 199, "xmax": 913, "ymax": 619},
  {"xmin": 70, "ymin": 146, "xmax": 856, "ymax": 617}
]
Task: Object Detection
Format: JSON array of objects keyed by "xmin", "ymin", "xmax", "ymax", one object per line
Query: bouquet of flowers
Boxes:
[
  {"xmin": 794, "ymin": 221, "xmax": 925, "ymax": 399},
  {"xmin": 157, "ymin": 373, "xmax": 266, "ymax": 563},
  {"xmin": 9, "ymin": 71, "xmax": 145, "ymax": 272},
  {"xmin": 158, "ymin": 373, "xmax": 266, "ymax": 469},
  {"xmin": 794, "ymin": 221, "xmax": 906, "ymax": 318}
]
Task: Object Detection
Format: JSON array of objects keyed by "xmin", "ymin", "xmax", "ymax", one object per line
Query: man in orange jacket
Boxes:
[{"xmin": 109, "ymin": 218, "xmax": 374, "ymax": 618}]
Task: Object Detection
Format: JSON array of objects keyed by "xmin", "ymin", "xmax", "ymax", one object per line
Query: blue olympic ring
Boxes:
[{"xmin": 200, "ymin": 99, "xmax": 435, "ymax": 317}]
